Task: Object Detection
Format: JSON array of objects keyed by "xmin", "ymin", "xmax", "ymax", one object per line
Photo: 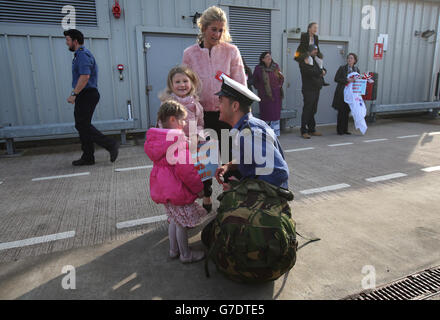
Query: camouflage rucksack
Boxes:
[{"xmin": 203, "ymin": 178, "xmax": 298, "ymax": 284}]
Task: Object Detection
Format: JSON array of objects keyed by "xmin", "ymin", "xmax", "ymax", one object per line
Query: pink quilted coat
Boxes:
[
  {"xmin": 145, "ymin": 128, "xmax": 203, "ymax": 206},
  {"xmin": 182, "ymin": 42, "xmax": 246, "ymax": 112}
]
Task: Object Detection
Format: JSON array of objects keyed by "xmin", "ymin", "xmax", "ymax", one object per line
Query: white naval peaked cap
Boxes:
[{"xmin": 215, "ymin": 75, "xmax": 261, "ymax": 105}]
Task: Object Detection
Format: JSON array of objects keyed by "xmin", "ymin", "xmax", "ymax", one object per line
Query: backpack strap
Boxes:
[
  {"xmin": 204, "ymin": 246, "xmax": 214, "ymax": 278},
  {"xmin": 204, "ymin": 219, "xmax": 222, "ymax": 278},
  {"xmin": 296, "ymin": 230, "xmax": 321, "ymax": 243}
]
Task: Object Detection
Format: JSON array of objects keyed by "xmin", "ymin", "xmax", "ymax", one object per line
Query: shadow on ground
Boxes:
[{"xmin": 15, "ymin": 221, "xmax": 285, "ymax": 300}]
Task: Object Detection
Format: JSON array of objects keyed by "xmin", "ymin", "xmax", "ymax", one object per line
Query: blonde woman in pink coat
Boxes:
[{"xmin": 182, "ymin": 6, "xmax": 246, "ymax": 213}]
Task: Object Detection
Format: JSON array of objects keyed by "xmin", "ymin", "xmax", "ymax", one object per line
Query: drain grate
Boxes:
[{"xmin": 345, "ymin": 266, "xmax": 440, "ymax": 300}]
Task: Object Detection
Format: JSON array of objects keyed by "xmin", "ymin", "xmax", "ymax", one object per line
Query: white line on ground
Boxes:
[
  {"xmin": 0, "ymin": 181, "xmax": 3, "ymax": 185},
  {"xmin": 422, "ymin": 166, "xmax": 440, "ymax": 173},
  {"xmin": 328, "ymin": 143, "xmax": 354, "ymax": 147},
  {"xmin": 116, "ymin": 215, "xmax": 168, "ymax": 229},
  {"xmin": 429, "ymin": 132, "xmax": 440, "ymax": 136},
  {"xmin": 115, "ymin": 165, "xmax": 153, "ymax": 172},
  {"xmin": 366, "ymin": 173, "xmax": 408, "ymax": 183},
  {"xmin": 363, "ymin": 139, "xmax": 389, "ymax": 143},
  {"xmin": 397, "ymin": 135, "xmax": 421, "ymax": 139},
  {"xmin": 32, "ymin": 172, "xmax": 90, "ymax": 182},
  {"xmin": 285, "ymin": 147, "xmax": 315, "ymax": 153},
  {"xmin": 112, "ymin": 273, "xmax": 138, "ymax": 291},
  {"xmin": 0, "ymin": 231, "xmax": 75, "ymax": 251},
  {"xmin": 300, "ymin": 184, "xmax": 351, "ymax": 195}
]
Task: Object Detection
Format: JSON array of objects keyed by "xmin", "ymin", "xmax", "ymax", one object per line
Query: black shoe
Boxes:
[
  {"xmin": 203, "ymin": 203, "xmax": 212, "ymax": 213},
  {"xmin": 344, "ymin": 132, "xmax": 352, "ymax": 135},
  {"xmin": 337, "ymin": 132, "xmax": 344, "ymax": 136},
  {"xmin": 323, "ymin": 82, "xmax": 330, "ymax": 86},
  {"xmin": 72, "ymin": 159, "xmax": 95, "ymax": 166},
  {"xmin": 110, "ymin": 142, "xmax": 120, "ymax": 163}
]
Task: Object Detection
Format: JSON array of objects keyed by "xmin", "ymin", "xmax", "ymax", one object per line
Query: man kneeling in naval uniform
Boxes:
[
  {"xmin": 214, "ymin": 75, "xmax": 289, "ymax": 190},
  {"xmin": 201, "ymin": 76, "xmax": 297, "ymax": 283}
]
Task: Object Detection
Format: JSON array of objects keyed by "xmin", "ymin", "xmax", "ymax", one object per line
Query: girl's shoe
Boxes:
[{"xmin": 180, "ymin": 250, "xmax": 205, "ymax": 264}]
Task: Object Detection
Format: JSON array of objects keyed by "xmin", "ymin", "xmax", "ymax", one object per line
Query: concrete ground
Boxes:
[{"xmin": 0, "ymin": 116, "xmax": 440, "ymax": 300}]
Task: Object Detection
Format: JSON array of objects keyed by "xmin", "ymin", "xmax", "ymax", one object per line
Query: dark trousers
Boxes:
[
  {"xmin": 203, "ymin": 111, "xmax": 232, "ymax": 198},
  {"xmin": 301, "ymin": 89, "xmax": 321, "ymax": 134},
  {"xmin": 74, "ymin": 88, "xmax": 116, "ymax": 161},
  {"xmin": 337, "ymin": 103, "xmax": 350, "ymax": 134}
]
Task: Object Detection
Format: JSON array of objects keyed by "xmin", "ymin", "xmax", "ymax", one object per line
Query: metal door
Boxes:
[
  {"xmin": 144, "ymin": 33, "xmax": 196, "ymax": 127},
  {"xmin": 286, "ymin": 40, "xmax": 347, "ymax": 126}
]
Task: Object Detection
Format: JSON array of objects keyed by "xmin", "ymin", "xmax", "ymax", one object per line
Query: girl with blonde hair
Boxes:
[{"xmin": 159, "ymin": 65, "xmax": 204, "ymax": 138}]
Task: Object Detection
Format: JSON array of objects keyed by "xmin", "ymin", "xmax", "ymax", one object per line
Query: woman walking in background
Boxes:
[
  {"xmin": 332, "ymin": 53, "xmax": 360, "ymax": 135},
  {"xmin": 253, "ymin": 51, "xmax": 284, "ymax": 136}
]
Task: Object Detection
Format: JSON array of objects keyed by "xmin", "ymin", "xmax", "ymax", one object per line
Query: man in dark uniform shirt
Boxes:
[{"xmin": 64, "ymin": 29, "xmax": 119, "ymax": 166}]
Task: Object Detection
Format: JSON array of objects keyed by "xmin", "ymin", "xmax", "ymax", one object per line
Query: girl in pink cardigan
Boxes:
[
  {"xmin": 182, "ymin": 6, "xmax": 247, "ymax": 213},
  {"xmin": 159, "ymin": 66, "xmax": 204, "ymax": 139},
  {"xmin": 145, "ymin": 101, "xmax": 206, "ymax": 264}
]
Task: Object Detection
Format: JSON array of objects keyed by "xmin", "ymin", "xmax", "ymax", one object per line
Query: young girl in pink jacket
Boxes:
[
  {"xmin": 159, "ymin": 66, "xmax": 204, "ymax": 139},
  {"xmin": 145, "ymin": 101, "xmax": 206, "ymax": 264}
]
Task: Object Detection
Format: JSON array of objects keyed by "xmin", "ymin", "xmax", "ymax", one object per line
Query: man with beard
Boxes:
[{"xmin": 64, "ymin": 29, "xmax": 119, "ymax": 166}]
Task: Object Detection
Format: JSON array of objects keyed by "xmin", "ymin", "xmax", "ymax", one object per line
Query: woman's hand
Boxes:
[{"xmin": 197, "ymin": 191, "xmax": 204, "ymax": 199}]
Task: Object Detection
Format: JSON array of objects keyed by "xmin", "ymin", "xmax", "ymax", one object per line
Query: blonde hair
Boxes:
[
  {"xmin": 161, "ymin": 65, "xmax": 201, "ymax": 100},
  {"xmin": 197, "ymin": 6, "xmax": 232, "ymax": 45},
  {"xmin": 157, "ymin": 100, "xmax": 188, "ymax": 128}
]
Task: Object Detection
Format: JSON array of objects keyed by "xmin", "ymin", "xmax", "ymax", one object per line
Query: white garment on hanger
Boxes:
[
  {"xmin": 344, "ymin": 72, "xmax": 368, "ymax": 135},
  {"xmin": 315, "ymin": 57, "xmax": 324, "ymax": 69}
]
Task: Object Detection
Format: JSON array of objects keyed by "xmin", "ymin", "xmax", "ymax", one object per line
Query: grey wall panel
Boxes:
[
  {"xmin": 398, "ymin": 0, "xmax": 414, "ymax": 104},
  {"xmin": 30, "ymin": 36, "xmax": 59, "ymax": 125},
  {"xmin": 390, "ymin": 0, "xmax": 407, "ymax": 104},
  {"xmin": 0, "ymin": 35, "xmax": 18, "ymax": 126},
  {"xmin": 10, "ymin": 36, "xmax": 38, "ymax": 126},
  {"xmin": 89, "ymin": 38, "xmax": 115, "ymax": 121},
  {"xmin": 424, "ymin": 3, "xmax": 439, "ymax": 100}
]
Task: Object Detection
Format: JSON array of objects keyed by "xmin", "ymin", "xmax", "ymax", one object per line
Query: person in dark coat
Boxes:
[
  {"xmin": 299, "ymin": 45, "xmax": 326, "ymax": 139},
  {"xmin": 242, "ymin": 57, "xmax": 254, "ymax": 90},
  {"xmin": 332, "ymin": 53, "xmax": 360, "ymax": 135},
  {"xmin": 253, "ymin": 51, "xmax": 285, "ymax": 136},
  {"xmin": 295, "ymin": 22, "xmax": 329, "ymax": 86}
]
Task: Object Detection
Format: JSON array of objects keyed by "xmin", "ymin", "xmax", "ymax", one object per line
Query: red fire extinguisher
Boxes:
[{"xmin": 112, "ymin": 0, "xmax": 121, "ymax": 19}]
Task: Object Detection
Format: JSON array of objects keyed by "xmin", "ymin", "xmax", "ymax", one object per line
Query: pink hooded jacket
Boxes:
[
  {"xmin": 145, "ymin": 128, "xmax": 203, "ymax": 206},
  {"xmin": 182, "ymin": 42, "xmax": 246, "ymax": 112}
]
